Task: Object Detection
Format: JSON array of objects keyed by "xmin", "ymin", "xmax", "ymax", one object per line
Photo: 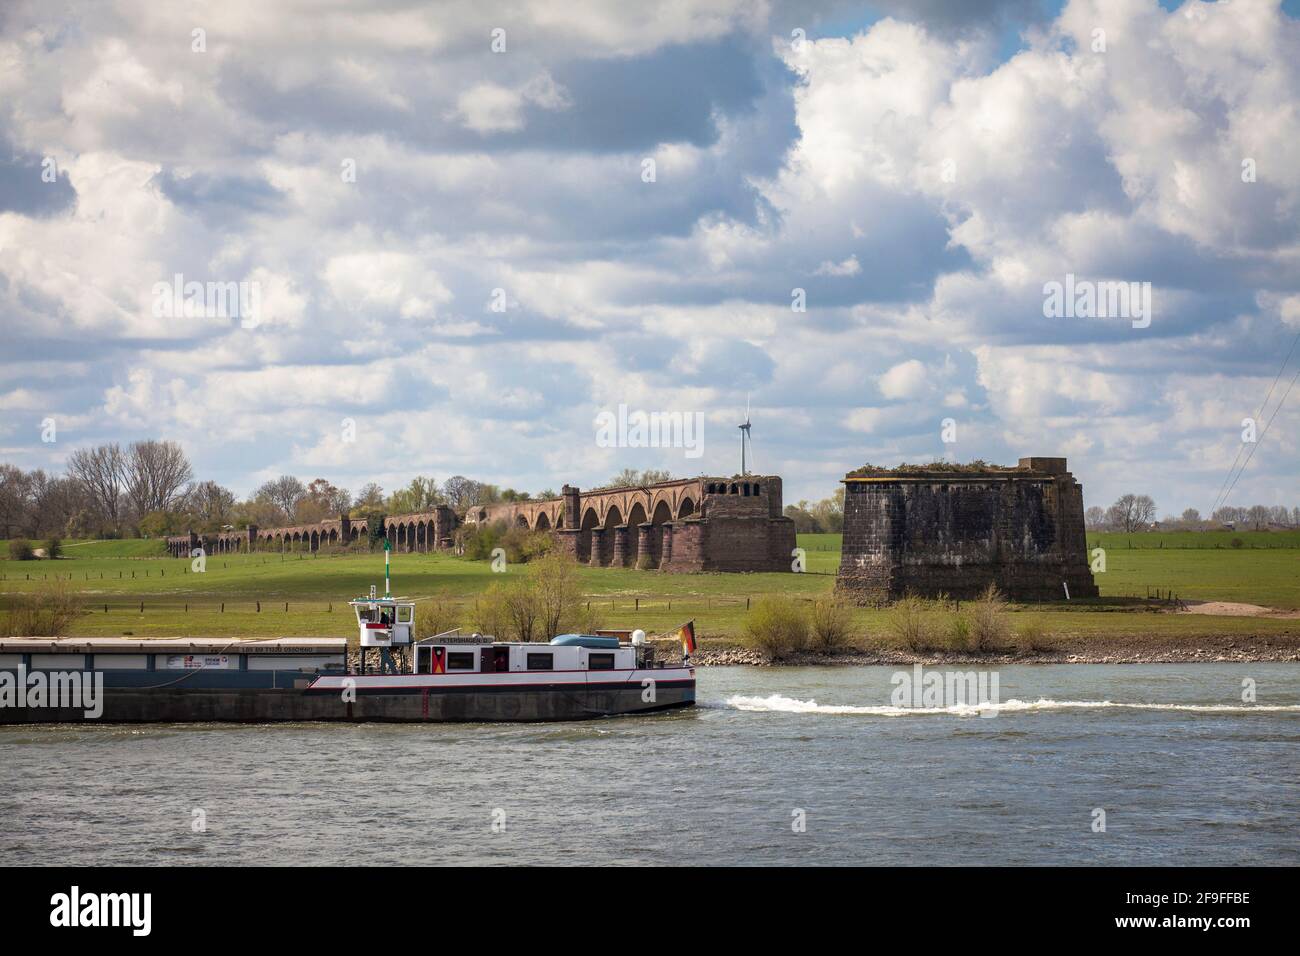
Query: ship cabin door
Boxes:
[
  {"xmin": 480, "ymin": 646, "xmax": 510, "ymax": 673},
  {"xmin": 416, "ymin": 645, "xmax": 433, "ymax": 675}
]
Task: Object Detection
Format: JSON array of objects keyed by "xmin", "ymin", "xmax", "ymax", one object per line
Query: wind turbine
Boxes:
[{"xmin": 738, "ymin": 395, "xmax": 752, "ymax": 475}]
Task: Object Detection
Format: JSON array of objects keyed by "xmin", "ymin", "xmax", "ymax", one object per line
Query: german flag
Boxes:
[{"xmin": 673, "ymin": 621, "xmax": 697, "ymax": 656}]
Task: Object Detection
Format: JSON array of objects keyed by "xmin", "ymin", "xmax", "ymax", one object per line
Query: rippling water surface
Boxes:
[{"xmin": 2, "ymin": 664, "xmax": 1297, "ymax": 865}]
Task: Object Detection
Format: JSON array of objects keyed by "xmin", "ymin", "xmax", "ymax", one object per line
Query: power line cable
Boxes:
[
  {"xmin": 1209, "ymin": 327, "xmax": 1300, "ymax": 516},
  {"xmin": 1217, "ymin": 358, "xmax": 1300, "ymax": 513}
]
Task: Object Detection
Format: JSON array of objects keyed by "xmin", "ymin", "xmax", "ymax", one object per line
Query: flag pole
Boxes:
[{"xmin": 384, "ymin": 538, "xmax": 391, "ymax": 597}]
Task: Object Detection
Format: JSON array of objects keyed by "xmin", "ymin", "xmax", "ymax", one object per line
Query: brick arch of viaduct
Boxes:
[
  {"xmin": 167, "ymin": 476, "xmax": 794, "ymax": 572},
  {"xmin": 468, "ymin": 480, "xmax": 702, "ymax": 532},
  {"xmin": 165, "ymin": 507, "xmax": 459, "ymax": 558}
]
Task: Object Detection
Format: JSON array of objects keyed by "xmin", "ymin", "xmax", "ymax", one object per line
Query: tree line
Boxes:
[
  {"xmin": 0, "ymin": 444, "xmax": 689, "ymax": 541},
  {"xmin": 0, "ymin": 442, "xmax": 560, "ymax": 540},
  {"xmin": 783, "ymin": 488, "xmax": 844, "ymax": 533},
  {"xmin": 1085, "ymin": 495, "xmax": 1300, "ymax": 532}
]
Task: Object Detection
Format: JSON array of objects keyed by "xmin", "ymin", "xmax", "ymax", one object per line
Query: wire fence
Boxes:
[
  {"xmin": 0, "ymin": 553, "xmax": 353, "ymax": 582},
  {"xmin": 58, "ymin": 595, "xmax": 771, "ymax": 616},
  {"xmin": 13, "ymin": 589, "xmax": 1203, "ymax": 623}
]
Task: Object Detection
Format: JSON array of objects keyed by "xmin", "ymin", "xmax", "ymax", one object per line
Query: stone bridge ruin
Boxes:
[
  {"xmin": 168, "ymin": 475, "xmax": 795, "ymax": 572},
  {"xmin": 835, "ymin": 457, "xmax": 1100, "ymax": 602}
]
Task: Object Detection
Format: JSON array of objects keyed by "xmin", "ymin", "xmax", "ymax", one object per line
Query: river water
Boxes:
[{"xmin": 2, "ymin": 664, "xmax": 1297, "ymax": 866}]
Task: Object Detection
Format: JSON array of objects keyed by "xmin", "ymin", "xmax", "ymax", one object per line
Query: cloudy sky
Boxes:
[{"xmin": 2, "ymin": 0, "xmax": 1298, "ymax": 516}]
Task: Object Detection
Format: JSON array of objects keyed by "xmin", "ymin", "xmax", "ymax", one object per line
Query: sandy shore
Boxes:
[{"xmin": 1178, "ymin": 601, "xmax": 1300, "ymax": 619}]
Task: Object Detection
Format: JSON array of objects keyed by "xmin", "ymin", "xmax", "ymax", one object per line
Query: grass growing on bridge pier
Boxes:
[{"xmin": 1, "ymin": 532, "xmax": 1297, "ymax": 648}]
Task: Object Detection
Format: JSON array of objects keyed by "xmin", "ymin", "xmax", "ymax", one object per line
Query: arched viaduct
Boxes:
[
  {"xmin": 168, "ymin": 477, "xmax": 795, "ymax": 572},
  {"xmin": 165, "ymin": 507, "xmax": 459, "ymax": 559},
  {"xmin": 465, "ymin": 477, "xmax": 794, "ymax": 571}
]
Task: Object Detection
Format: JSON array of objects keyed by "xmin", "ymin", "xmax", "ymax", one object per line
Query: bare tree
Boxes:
[
  {"xmin": 531, "ymin": 554, "xmax": 589, "ymax": 640},
  {"xmin": 1246, "ymin": 505, "xmax": 1271, "ymax": 531},
  {"xmin": 29, "ymin": 472, "xmax": 89, "ymax": 538},
  {"xmin": 1084, "ymin": 505, "xmax": 1106, "ymax": 530},
  {"xmin": 1213, "ymin": 506, "xmax": 1245, "ymax": 526},
  {"xmin": 353, "ymin": 482, "xmax": 385, "ymax": 510},
  {"xmin": 187, "ymin": 480, "xmax": 237, "ymax": 528},
  {"xmin": 0, "ymin": 464, "xmax": 33, "ymax": 537},
  {"xmin": 125, "ymin": 440, "xmax": 194, "ymax": 518},
  {"xmin": 67, "ymin": 443, "xmax": 126, "ymax": 530},
  {"xmin": 441, "ymin": 476, "xmax": 480, "ymax": 511},
  {"xmin": 296, "ymin": 479, "xmax": 351, "ymax": 522},
  {"xmin": 255, "ymin": 475, "xmax": 306, "ymax": 523},
  {"xmin": 1106, "ymin": 494, "xmax": 1157, "ymax": 532}
]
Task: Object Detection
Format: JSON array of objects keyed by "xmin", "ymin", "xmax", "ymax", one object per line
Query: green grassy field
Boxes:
[
  {"xmin": 1, "ymin": 532, "xmax": 1296, "ymax": 644},
  {"xmin": 1087, "ymin": 530, "xmax": 1300, "ymax": 550},
  {"xmin": 1085, "ymin": 532, "xmax": 1300, "ymax": 608}
]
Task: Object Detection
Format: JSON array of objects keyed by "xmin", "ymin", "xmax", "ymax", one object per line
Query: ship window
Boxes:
[
  {"xmin": 446, "ymin": 652, "xmax": 475, "ymax": 670},
  {"xmin": 588, "ymin": 653, "xmax": 615, "ymax": 671},
  {"xmin": 526, "ymin": 652, "xmax": 554, "ymax": 671},
  {"xmin": 397, "ymin": 605, "xmax": 413, "ymax": 623}
]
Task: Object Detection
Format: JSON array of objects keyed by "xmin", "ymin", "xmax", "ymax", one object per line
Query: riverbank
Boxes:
[{"xmin": 665, "ymin": 631, "xmax": 1300, "ymax": 667}]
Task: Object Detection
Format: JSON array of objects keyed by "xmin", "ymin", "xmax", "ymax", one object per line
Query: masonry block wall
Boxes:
[{"xmin": 835, "ymin": 457, "xmax": 1099, "ymax": 602}]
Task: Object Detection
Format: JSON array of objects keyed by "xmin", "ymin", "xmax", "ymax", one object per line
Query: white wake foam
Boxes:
[{"xmin": 724, "ymin": 694, "xmax": 1300, "ymax": 717}]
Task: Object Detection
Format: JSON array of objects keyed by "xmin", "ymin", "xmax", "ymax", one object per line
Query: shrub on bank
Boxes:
[
  {"xmin": 3, "ymin": 579, "xmax": 85, "ymax": 636},
  {"xmin": 7, "ymin": 539, "xmax": 35, "ymax": 561},
  {"xmin": 809, "ymin": 595, "xmax": 853, "ymax": 652},
  {"xmin": 45, "ymin": 537, "xmax": 63, "ymax": 560},
  {"xmin": 415, "ymin": 599, "xmax": 461, "ymax": 639},
  {"xmin": 471, "ymin": 554, "xmax": 594, "ymax": 642},
  {"xmin": 1015, "ymin": 620, "xmax": 1054, "ymax": 652},
  {"xmin": 742, "ymin": 595, "xmax": 809, "ymax": 660},
  {"xmin": 968, "ymin": 584, "xmax": 1011, "ymax": 652},
  {"xmin": 473, "ymin": 582, "xmax": 512, "ymax": 640},
  {"xmin": 461, "ymin": 521, "xmax": 554, "ymax": 565},
  {"xmin": 887, "ymin": 592, "xmax": 936, "ymax": 651},
  {"xmin": 946, "ymin": 613, "xmax": 973, "ymax": 652}
]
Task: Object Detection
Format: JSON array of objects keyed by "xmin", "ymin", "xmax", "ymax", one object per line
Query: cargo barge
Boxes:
[{"xmin": 0, "ymin": 590, "xmax": 695, "ymax": 724}]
